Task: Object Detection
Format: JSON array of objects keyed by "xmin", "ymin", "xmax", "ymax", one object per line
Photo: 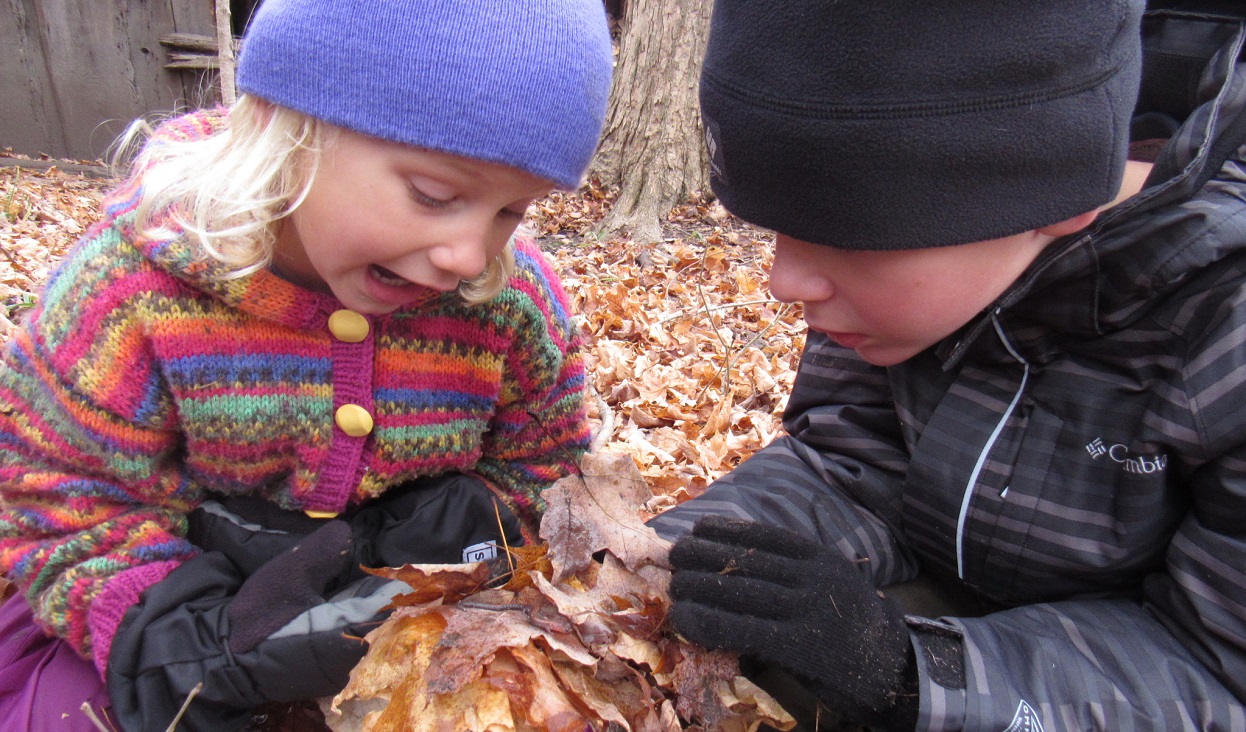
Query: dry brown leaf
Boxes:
[
  {"xmin": 365, "ymin": 562, "xmax": 491, "ymax": 606},
  {"xmin": 539, "ymin": 451, "xmax": 673, "ymax": 583}
]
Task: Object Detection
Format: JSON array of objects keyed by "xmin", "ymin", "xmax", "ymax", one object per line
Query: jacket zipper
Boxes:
[{"xmin": 956, "ymin": 317, "xmax": 1030, "ymax": 579}]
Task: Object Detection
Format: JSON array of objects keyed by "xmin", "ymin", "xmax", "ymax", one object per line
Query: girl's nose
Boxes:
[
  {"xmin": 768, "ymin": 236, "xmax": 834, "ymax": 304},
  {"xmin": 426, "ymin": 220, "xmax": 492, "ymax": 280}
]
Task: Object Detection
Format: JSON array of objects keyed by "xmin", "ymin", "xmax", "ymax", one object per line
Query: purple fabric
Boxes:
[{"xmin": 0, "ymin": 593, "xmax": 114, "ymax": 731}]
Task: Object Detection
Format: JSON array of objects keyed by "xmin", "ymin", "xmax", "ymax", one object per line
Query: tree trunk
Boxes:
[{"xmin": 594, "ymin": 0, "xmax": 712, "ymax": 244}]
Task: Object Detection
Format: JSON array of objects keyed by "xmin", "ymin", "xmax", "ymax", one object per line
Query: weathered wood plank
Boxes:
[
  {"xmin": 0, "ymin": 0, "xmax": 217, "ymax": 161},
  {"xmin": 167, "ymin": 54, "xmax": 221, "ymax": 70},
  {"xmin": 161, "ymin": 32, "xmax": 243, "ymax": 71},
  {"xmin": 162, "ymin": 32, "xmax": 219, "ymax": 52},
  {"xmin": 0, "ymin": 0, "xmax": 65, "ymax": 156}
]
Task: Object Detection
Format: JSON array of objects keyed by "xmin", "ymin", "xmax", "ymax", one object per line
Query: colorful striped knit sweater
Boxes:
[{"xmin": 0, "ymin": 112, "xmax": 590, "ymax": 664}]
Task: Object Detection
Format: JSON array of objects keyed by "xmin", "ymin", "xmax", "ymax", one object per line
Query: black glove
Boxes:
[
  {"xmin": 107, "ymin": 520, "xmax": 406, "ymax": 732},
  {"xmin": 668, "ymin": 515, "xmax": 919, "ymax": 731}
]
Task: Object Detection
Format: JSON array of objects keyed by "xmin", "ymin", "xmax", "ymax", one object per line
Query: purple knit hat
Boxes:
[{"xmin": 236, "ymin": 0, "xmax": 613, "ymax": 189}]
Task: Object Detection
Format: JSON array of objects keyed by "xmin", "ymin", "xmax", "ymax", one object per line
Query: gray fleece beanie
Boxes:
[{"xmin": 700, "ymin": 1, "xmax": 1145, "ymax": 249}]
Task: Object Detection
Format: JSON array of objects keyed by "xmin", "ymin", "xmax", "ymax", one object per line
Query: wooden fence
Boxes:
[{"xmin": 1, "ymin": 1, "xmax": 230, "ymax": 162}]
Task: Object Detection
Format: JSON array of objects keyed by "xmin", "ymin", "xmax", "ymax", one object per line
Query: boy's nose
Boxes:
[{"xmin": 769, "ymin": 240, "xmax": 833, "ymax": 304}]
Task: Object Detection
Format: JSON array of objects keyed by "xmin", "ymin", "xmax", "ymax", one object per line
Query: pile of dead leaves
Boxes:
[{"xmin": 323, "ymin": 452, "xmax": 794, "ymax": 732}]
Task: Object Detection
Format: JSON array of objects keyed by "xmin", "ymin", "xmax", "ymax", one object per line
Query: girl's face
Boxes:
[
  {"xmin": 768, "ymin": 230, "xmax": 1058, "ymax": 367},
  {"xmin": 274, "ymin": 126, "xmax": 553, "ymax": 315}
]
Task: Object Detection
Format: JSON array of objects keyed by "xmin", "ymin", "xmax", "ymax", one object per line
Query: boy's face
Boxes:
[
  {"xmin": 769, "ymin": 231, "xmax": 1055, "ymax": 367},
  {"xmin": 274, "ymin": 126, "xmax": 552, "ymax": 315}
]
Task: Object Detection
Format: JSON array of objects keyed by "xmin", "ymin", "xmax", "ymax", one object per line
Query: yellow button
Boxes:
[
  {"xmin": 304, "ymin": 509, "xmax": 340, "ymax": 519},
  {"xmin": 335, "ymin": 404, "xmax": 374, "ymax": 437},
  {"xmin": 327, "ymin": 310, "xmax": 369, "ymax": 343}
]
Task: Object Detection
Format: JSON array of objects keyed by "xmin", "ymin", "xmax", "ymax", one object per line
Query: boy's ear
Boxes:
[{"xmin": 1035, "ymin": 209, "xmax": 1100, "ymax": 238}]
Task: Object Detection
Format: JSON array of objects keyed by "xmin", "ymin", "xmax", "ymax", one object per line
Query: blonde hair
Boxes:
[{"xmin": 115, "ymin": 95, "xmax": 515, "ymax": 303}]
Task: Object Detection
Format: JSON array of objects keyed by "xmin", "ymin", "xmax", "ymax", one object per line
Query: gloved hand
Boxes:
[
  {"xmin": 668, "ymin": 515, "xmax": 919, "ymax": 731},
  {"xmin": 348, "ymin": 473, "xmax": 525, "ymax": 570},
  {"xmin": 106, "ymin": 520, "xmax": 407, "ymax": 732}
]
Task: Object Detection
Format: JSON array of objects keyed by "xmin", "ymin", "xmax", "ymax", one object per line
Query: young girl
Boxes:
[{"xmin": 0, "ymin": 1, "xmax": 612, "ymax": 730}]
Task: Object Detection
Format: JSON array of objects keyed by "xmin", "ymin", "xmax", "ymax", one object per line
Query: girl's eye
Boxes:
[
  {"xmin": 499, "ymin": 206, "xmax": 527, "ymax": 221},
  {"xmin": 407, "ymin": 181, "xmax": 454, "ymax": 209}
]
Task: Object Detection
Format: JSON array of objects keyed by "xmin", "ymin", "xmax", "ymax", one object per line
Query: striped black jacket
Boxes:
[{"xmin": 652, "ymin": 13, "xmax": 1246, "ymax": 732}]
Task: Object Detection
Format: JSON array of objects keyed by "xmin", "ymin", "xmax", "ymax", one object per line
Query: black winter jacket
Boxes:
[{"xmin": 652, "ymin": 9, "xmax": 1246, "ymax": 730}]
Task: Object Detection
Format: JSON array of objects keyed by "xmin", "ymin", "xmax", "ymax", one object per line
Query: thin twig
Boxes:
[
  {"xmin": 80, "ymin": 703, "xmax": 116, "ymax": 732},
  {"xmin": 656, "ymin": 298, "xmax": 782, "ymax": 325},
  {"xmin": 458, "ymin": 600, "xmax": 532, "ymax": 614},
  {"xmin": 0, "ymin": 245, "xmax": 36, "ymax": 279},
  {"xmin": 695, "ymin": 243, "xmax": 733, "ymax": 369},
  {"xmin": 694, "ymin": 301, "xmax": 792, "ymax": 405},
  {"xmin": 692, "ymin": 275, "xmax": 733, "ymax": 404},
  {"xmin": 491, "ymin": 499, "xmax": 515, "ymax": 577},
  {"xmin": 165, "ymin": 682, "xmax": 204, "ymax": 732}
]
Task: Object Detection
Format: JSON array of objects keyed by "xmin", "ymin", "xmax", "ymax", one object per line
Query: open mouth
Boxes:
[{"xmin": 369, "ymin": 264, "xmax": 415, "ymax": 288}]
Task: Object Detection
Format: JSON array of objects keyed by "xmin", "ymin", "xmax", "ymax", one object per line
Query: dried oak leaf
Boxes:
[
  {"xmin": 673, "ymin": 644, "xmax": 785, "ymax": 732},
  {"xmin": 423, "ymin": 588, "xmax": 593, "ymax": 695},
  {"xmin": 364, "ymin": 562, "xmax": 491, "ymax": 606},
  {"xmin": 539, "ymin": 451, "xmax": 673, "ymax": 583}
]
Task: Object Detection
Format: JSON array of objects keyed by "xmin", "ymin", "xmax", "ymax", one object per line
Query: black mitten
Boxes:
[
  {"xmin": 669, "ymin": 515, "xmax": 919, "ymax": 730},
  {"xmin": 347, "ymin": 473, "xmax": 525, "ymax": 570},
  {"xmin": 107, "ymin": 520, "xmax": 406, "ymax": 732},
  {"xmin": 226, "ymin": 519, "xmax": 355, "ymax": 653}
]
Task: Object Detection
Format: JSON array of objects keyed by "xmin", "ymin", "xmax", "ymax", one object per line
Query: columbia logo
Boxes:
[
  {"xmin": 1085, "ymin": 437, "xmax": 1168, "ymax": 474},
  {"xmin": 1003, "ymin": 700, "xmax": 1044, "ymax": 732}
]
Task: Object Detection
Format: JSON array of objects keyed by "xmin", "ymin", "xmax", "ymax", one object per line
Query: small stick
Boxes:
[
  {"xmin": 458, "ymin": 600, "xmax": 531, "ymax": 615},
  {"xmin": 491, "ymin": 499, "xmax": 515, "ymax": 577},
  {"xmin": 80, "ymin": 703, "xmax": 115, "ymax": 732},
  {"xmin": 165, "ymin": 682, "xmax": 205, "ymax": 732}
]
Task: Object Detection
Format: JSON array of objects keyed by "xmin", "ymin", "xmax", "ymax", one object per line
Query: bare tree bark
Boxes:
[{"xmin": 594, "ymin": 0, "xmax": 712, "ymax": 244}]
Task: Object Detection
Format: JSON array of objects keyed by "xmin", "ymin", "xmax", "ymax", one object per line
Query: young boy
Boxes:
[{"xmin": 651, "ymin": 1, "xmax": 1246, "ymax": 730}]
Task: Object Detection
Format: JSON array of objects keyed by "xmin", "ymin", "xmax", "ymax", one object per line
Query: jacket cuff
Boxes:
[
  {"xmin": 906, "ymin": 617, "xmax": 968, "ymax": 731},
  {"xmin": 87, "ymin": 560, "xmax": 181, "ymax": 679}
]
